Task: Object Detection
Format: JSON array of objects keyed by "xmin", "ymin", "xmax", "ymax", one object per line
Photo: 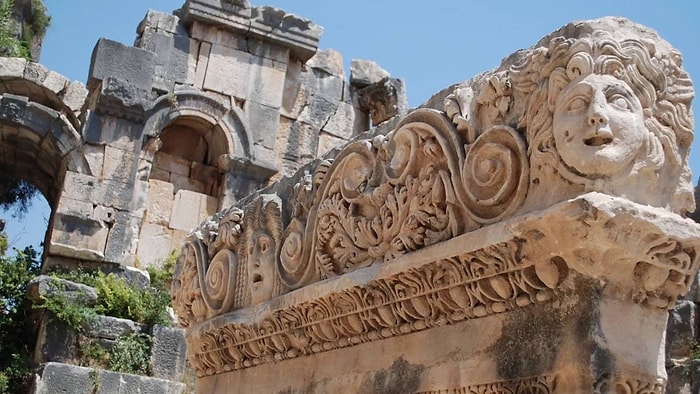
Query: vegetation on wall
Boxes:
[
  {"xmin": 40, "ymin": 262, "xmax": 174, "ymax": 376},
  {"xmin": 0, "ymin": 234, "xmax": 40, "ymax": 393},
  {"xmin": 0, "ymin": 0, "xmax": 51, "ymax": 60}
]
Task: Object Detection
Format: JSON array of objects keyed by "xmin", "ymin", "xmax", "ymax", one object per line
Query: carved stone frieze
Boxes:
[
  {"xmin": 176, "ymin": 193, "xmax": 700, "ymax": 379},
  {"xmin": 169, "ymin": 16, "xmax": 699, "ymax": 393}
]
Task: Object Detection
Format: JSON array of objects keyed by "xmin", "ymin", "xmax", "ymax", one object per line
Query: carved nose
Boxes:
[
  {"xmin": 587, "ymin": 95, "xmax": 608, "ymax": 127},
  {"xmin": 587, "ymin": 112, "xmax": 608, "ymax": 127}
]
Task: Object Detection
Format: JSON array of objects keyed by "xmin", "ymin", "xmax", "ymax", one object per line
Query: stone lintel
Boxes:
[
  {"xmin": 184, "ymin": 193, "xmax": 700, "ymax": 391},
  {"xmin": 180, "ymin": 0, "xmax": 322, "ymax": 62},
  {"xmin": 219, "ymin": 155, "xmax": 277, "ymax": 180}
]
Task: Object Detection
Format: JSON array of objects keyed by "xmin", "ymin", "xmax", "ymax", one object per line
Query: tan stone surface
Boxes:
[
  {"xmin": 170, "ymin": 190, "xmax": 219, "ymax": 232},
  {"xmin": 102, "ymin": 145, "xmax": 136, "ymax": 181},
  {"xmin": 170, "ymin": 173, "xmax": 207, "ymax": 195},
  {"xmin": 153, "ymin": 152, "xmax": 190, "ymax": 177},
  {"xmin": 136, "ymin": 223, "xmax": 173, "ymax": 267},
  {"xmin": 145, "ymin": 179, "xmax": 174, "ymax": 226}
]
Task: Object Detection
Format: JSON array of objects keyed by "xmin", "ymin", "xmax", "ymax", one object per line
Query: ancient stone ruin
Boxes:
[
  {"xmin": 0, "ymin": 0, "xmax": 698, "ymax": 392},
  {"xmin": 171, "ymin": 13, "xmax": 700, "ymax": 394}
]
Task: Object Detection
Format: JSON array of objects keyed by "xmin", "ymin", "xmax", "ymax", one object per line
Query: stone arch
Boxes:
[
  {"xmin": 0, "ymin": 93, "xmax": 90, "ymax": 208},
  {"xmin": 0, "ymin": 64, "xmax": 91, "ymax": 266},
  {"xmin": 0, "ymin": 58, "xmax": 87, "ymax": 131},
  {"xmin": 142, "ymin": 90, "xmax": 251, "ymax": 163}
]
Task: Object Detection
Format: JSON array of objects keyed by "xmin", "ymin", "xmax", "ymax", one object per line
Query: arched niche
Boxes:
[{"xmin": 136, "ymin": 91, "xmax": 247, "ymax": 268}]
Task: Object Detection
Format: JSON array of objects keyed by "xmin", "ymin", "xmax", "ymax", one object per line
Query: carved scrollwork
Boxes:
[
  {"xmin": 419, "ymin": 375, "xmax": 557, "ymax": 394},
  {"xmin": 171, "ymin": 239, "xmax": 239, "ymax": 327},
  {"xmin": 277, "ymin": 108, "xmax": 530, "ymax": 289},
  {"xmin": 632, "ymin": 234, "xmax": 697, "ymax": 309},
  {"xmin": 208, "ymin": 207, "xmax": 243, "ymax": 257},
  {"xmin": 462, "ymin": 125, "xmax": 529, "ymax": 223}
]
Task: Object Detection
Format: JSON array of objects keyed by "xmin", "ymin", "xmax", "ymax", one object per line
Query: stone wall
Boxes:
[
  {"xmin": 0, "ymin": 0, "xmax": 413, "ymax": 272},
  {"xmin": 0, "ymin": 1, "xmax": 410, "ymax": 392}
]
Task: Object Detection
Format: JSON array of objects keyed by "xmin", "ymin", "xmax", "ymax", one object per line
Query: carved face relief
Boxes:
[
  {"xmin": 552, "ymin": 74, "xmax": 646, "ymax": 177},
  {"xmin": 248, "ymin": 230, "xmax": 276, "ymax": 304}
]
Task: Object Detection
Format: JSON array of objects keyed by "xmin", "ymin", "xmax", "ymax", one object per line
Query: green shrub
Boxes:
[
  {"xmin": 108, "ymin": 333, "xmax": 152, "ymax": 375},
  {"xmin": 38, "ymin": 265, "xmax": 172, "ymax": 377},
  {"xmin": 0, "ymin": 237, "xmax": 40, "ymax": 393},
  {"xmin": 92, "ymin": 271, "xmax": 171, "ymax": 327},
  {"xmin": 0, "ymin": 0, "xmax": 30, "ymax": 59}
]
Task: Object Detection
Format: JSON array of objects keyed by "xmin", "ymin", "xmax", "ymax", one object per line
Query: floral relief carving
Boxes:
[
  {"xmin": 169, "ymin": 17, "xmax": 698, "ymax": 390},
  {"xmin": 418, "ymin": 374, "xmax": 557, "ymax": 394},
  {"xmin": 277, "ymin": 108, "xmax": 529, "ymax": 289},
  {"xmin": 186, "ymin": 238, "xmax": 573, "ymax": 376},
  {"xmin": 632, "ymin": 234, "xmax": 696, "ymax": 309}
]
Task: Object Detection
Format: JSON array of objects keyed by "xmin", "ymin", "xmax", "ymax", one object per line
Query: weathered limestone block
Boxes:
[
  {"xmin": 33, "ymin": 315, "xmax": 80, "ymax": 364},
  {"xmin": 0, "ymin": 56, "xmax": 27, "ymax": 78},
  {"xmin": 82, "ymin": 111, "xmax": 144, "ymax": 151},
  {"xmin": 83, "ymin": 315, "xmax": 144, "ymax": 340},
  {"xmin": 145, "ymin": 179, "xmax": 175, "ymax": 226},
  {"xmin": 90, "ymin": 76, "xmax": 154, "ymax": 122},
  {"xmin": 102, "ymin": 145, "xmax": 138, "ymax": 182},
  {"xmin": 153, "ymin": 151, "xmax": 191, "ymax": 177},
  {"xmin": 181, "ymin": 0, "xmax": 322, "ymax": 62},
  {"xmin": 170, "ymin": 190, "xmax": 218, "ymax": 232},
  {"xmin": 136, "ymin": 223, "xmax": 173, "ymax": 267},
  {"xmin": 169, "ymin": 16, "xmax": 697, "ymax": 393},
  {"xmin": 48, "ymin": 212, "xmax": 109, "ymax": 261},
  {"xmin": 88, "ymin": 38, "xmax": 156, "ymax": 91},
  {"xmin": 103, "ymin": 211, "xmax": 142, "ymax": 265},
  {"xmin": 32, "ymin": 362, "xmax": 186, "ymax": 394},
  {"xmin": 135, "ymin": 10, "xmax": 193, "ymax": 92},
  {"xmin": 308, "ymin": 48, "xmax": 345, "ymax": 79},
  {"xmin": 151, "ymin": 325, "xmax": 188, "ymax": 381},
  {"xmin": 203, "ymin": 45, "xmax": 255, "ymax": 99},
  {"xmin": 350, "ymin": 59, "xmax": 390, "ymax": 88},
  {"xmin": 245, "ymin": 100, "xmax": 281, "ymax": 150},
  {"xmin": 27, "ymin": 275, "xmax": 99, "ymax": 306}
]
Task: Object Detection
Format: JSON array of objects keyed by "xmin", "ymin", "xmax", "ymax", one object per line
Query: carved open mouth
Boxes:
[
  {"xmin": 584, "ymin": 136, "xmax": 613, "ymax": 147},
  {"xmin": 253, "ymin": 273, "xmax": 263, "ymax": 284}
]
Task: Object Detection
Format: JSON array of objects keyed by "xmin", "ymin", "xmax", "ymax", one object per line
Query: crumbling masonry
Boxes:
[{"xmin": 0, "ymin": 0, "xmax": 699, "ymax": 392}]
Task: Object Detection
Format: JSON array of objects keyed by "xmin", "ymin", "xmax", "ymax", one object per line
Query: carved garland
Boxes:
[{"xmin": 187, "ymin": 238, "xmax": 570, "ymax": 377}]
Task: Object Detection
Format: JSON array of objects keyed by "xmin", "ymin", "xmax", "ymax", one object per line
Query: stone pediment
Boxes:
[{"xmin": 171, "ymin": 16, "xmax": 698, "ymax": 392}]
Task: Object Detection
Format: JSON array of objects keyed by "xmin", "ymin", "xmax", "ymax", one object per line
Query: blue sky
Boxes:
[{"xmin": 5, "ymin": 0, "xmax": 700, "ymax": 251}]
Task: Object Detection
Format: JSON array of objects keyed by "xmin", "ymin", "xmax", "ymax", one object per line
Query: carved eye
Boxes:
[
  {"xmin": 257, "ymin": 236, "xmax": 272, "ymax": 254},
  {"xmin": 608, "ymin": 94, "xmax": 631, "ymax": 111},
  {"xmin": 564, "ymin": 96, "xmax": 588, "ymax": 113}
]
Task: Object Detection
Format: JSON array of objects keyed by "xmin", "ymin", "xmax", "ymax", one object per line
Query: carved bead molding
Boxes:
[
  {"xmin": 417, "ymin": 373, "xmax": 665, "ymax": 394},
  {"xmin": 177, "ymin": 194, "xmax": 700, "ymax": 377},
  {"xmin": 418, "ymin": 375, "xmax": 558, "ymax": 394}
]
